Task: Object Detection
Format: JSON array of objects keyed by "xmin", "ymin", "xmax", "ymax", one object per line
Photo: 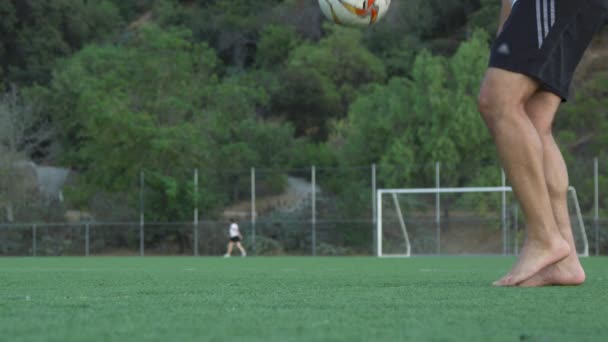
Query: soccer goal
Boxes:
[{"xmin": 376, "ymin": 186, "xmax": 588, "ymax": 258}]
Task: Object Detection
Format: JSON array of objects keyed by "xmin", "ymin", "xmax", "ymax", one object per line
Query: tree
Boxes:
[
  {"xmin": 0, "ymin": 86, "xmax": 54, "ymax": 222},
  {"xmin": 270, "ymin": 25, "xmax": 386, "ymax": 141},
  {"xmin": 330, "ymin": 30, "xmax": 497, "ymax": 219},
  {"xmin": 33, "ymin": 24, "xmax": 295, "ymax": 221},
  {"xmin": 255, "ymin": 25, "xmax": 300, "ymax": 69},
  {"xmin": 155, "ymin": 0, "xmax": 285, "ymax": 69},
  {"xmin": 107, "ymin": 0, "xmax": 153, "ymax": 20},
  {"xmin": 557, "ymin": 72, "xmax": 608, "ymax": 213},
  {"xmin": 467, "ymin": 0, "xmax": 502, "ymax": 37},
  {"xmin": 271, "ymin": 66, "xmax": 341, "ymax": 141},
  {"xmin": 363, "ymin": 0, "xmax": 483, "ymax": 76},
  {"xmin": 0, "ymin": 0, "xmax": 123, "ymax": 86},
  {"xmin": 289, "ymin": 25, "xmax": 387, "ymax": 93}
]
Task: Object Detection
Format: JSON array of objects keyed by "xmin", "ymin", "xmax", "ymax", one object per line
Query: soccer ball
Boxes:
[{"xmin": 318, "ymin": 0, "xmax": 391, "ymax": 28}]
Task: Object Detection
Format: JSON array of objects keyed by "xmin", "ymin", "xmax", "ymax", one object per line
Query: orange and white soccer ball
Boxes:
[{"xmin": 318, "ymin": 0, "xmax": 391, "ymax": 28}]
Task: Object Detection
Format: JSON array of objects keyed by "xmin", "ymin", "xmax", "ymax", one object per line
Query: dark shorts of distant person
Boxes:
[
  {"xmin": 230, "ymin": 237, "xmax": 241, "ymax": 243},
  {"xmin": 489, "ymin": 0, "xmax": 607, "ymax": 101}
]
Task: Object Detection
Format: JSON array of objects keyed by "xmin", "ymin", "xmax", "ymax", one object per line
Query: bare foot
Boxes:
[
  {"xmin": 518, "ymin": 253, "xmax": 586, "ymax": 287},
  {"xmin": 493, "ymin": 237, "xmax": 570, "ymax": 287}
]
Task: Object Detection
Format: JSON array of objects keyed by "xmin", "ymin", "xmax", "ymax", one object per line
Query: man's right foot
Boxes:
[
  {"xmin": 518, "ymin": 253, "xmax": 586, "ymax": 287},
  {"xmin": 223, "ymin": 254, "xmax": 230, "ymax": 258}
]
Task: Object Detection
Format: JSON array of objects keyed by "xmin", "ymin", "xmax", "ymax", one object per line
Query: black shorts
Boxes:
[
  {"xmin": 489, "ymin": 0, "xmax": 607, "ymax": 100},
  {"xmin": 230, "ymin": 237, "xmax": 241, "ymax": 243}
]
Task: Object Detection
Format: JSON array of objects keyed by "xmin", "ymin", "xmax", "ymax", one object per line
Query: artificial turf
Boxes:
[{"xmin": 1, "ymin": 257, "xmax": 607, "ymax": 341}]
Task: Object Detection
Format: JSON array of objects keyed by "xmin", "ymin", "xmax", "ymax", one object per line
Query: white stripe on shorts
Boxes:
[
  {"xmin": 536, "ymin": 0, "xmax": 557, "ymax": 48},
  {"xmin": 550, "ymin": 0, "xmax": 555, "ymax": 26},
  {"xmin": 543, "ymin": 0, "xmax": 550, "ymax": 38},
  {"xmin": 536, "ymin": 0, "xmax": 543, "ymax": 48}
]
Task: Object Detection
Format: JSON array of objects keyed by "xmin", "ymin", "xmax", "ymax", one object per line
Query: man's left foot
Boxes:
[{"xmin": 493, "ymin": 236, "xmax": 570, "ymax": 286}]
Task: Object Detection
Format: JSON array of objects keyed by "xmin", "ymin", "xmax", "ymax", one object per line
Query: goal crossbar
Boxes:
[{"xmin": 376, "ymin": 186, "xmax": 588, "ymax": 257}]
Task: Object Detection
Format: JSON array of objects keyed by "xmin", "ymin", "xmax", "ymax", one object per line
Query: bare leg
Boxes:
[
  {"xmin": 517, "ymin": 91, "xmax": 585, "ymax": 287},
  {"xmin": 236, "ymin": 242, "xmax": 247, "ymax": 256},
  {"xmin": 225, "ymin": 242, "xmax": 234, "ymax": 257},
  {"xmin": 478, "ymin": 68, "xmax": 569, "ymax": 286}
]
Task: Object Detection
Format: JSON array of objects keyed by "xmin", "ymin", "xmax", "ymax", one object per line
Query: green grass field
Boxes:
[{"xmin": 1, "ymin": 257, "xmax": 607, "ymax": 341}]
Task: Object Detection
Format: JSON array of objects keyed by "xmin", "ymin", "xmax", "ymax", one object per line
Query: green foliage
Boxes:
[
  {"xmin": 255, "ymin": 25, "xmax": 300, "ymax": 69},
  {"xmin": 557, "ymin": 72, "xmax": 608, "ymax": 212},
  {"xmin": 363, "ymin": 0, "xmax": 481, "ymax": 76},
  {"xmin": 34, "ymin": 24, "xmax": 294, "ymax": 220},
  {"xmin": 107, "ymin": 0, "xmax": 154, "ymax": 20},
  {"xmin": 249, "ymin": 235, "xmax": 284, "ymax": 256},
  {"xmin": 290, "ymin": 140, "xmax": 338, "ymax": 170},
  {"xmin": 272, "ymin": 25, "xmax": 386, "ymax": 141},
  {"xmin": 330, "ymin": 30, "xmax": 497, "ymax": 219},
  {"xmin": 558, "ymin": 73, "xmax": 608, "ymax": 156},
  {"xmin": 316, "ymin": 242, "xmax": 350, "ymax": 256},
  {"xmin": 468, "ymin": 0, "xmax": 502, "ymax": 36},
  {"xmin": 271, "ymin": 66, "xmax": 341, "ymax": 141},
  {"xmin": 2, "ymin": 0, "xmax": 606, "ymax": 231},
  {"xmin": 0, "ymin": 0, "xmax": 123, "ymax": 85},
  {"xmin": 290, "ymin": 25, "xmax": 386, "ymax": 92},
  {"xmin": 155, "ymin": 0, "xmax": 284, "ymax": 69}
]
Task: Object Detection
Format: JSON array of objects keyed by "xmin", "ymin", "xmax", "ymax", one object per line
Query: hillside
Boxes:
[
  {"xmin": 1, "ymin": 0, "xmax": 606, "ymax": 234},
  {"xmin": 574, "ymin": 30, "xmax": 608, "ymax": 88}
]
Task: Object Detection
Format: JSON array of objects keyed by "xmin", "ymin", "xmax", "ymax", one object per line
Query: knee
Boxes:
[
  {"xmin": 477, "ymin": 87, "xmax": 503, "ymax": 132},
  {"xmin": 529, "ymin": 118, "xmax": 554, "ymax": 138},
  {"xmin": 477, "ymin": 86, "xmax": 525, "ymax": 134},
  {"xmin": 477, "ymin": 89, "xmax": 494, "ymax": 118}
]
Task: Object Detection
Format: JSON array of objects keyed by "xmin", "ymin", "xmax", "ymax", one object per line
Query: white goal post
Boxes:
[{"xmin": 376, "ymin": 186, "xmax": 588, "ymax": 258}]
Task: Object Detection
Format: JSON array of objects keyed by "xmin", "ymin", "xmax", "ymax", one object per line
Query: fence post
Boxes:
[
  {"xmin": 251, "ymin": 167, "xmax": 256, "ymax": 255},
  {"xmin": 140, "ymin": 170, "xmax": 145, "ymax": 257},
  {"xmin": 194, "ymin": 168, "xmax": 199, "ymax": 257},
  {"xmin": 595, "ymin": 157, "xmax": 599, "ymax": 256},
  {"xmin": 85, "ymin": 223, "xmax": 90, "ymax": 257},
  {"xmin": 312, "ymin": 165, "xmax": 316, "ymax": 256},
  {"xmin": 32, "ymin": 224, "xmax": 37, "ymax": 257},
  {"xmin": 436, "ymin": 162, "xmax": 441, "ymax": 255},
  {"xmin": 377, "ymin": 189, "xmax": 383, "ymax": 257},
  {"xmin": 372, "ymin": 163, "xmax": 377, "ymax": 256},
  {"xmin": 514, "ymin": 205, "xmax": 519, "ymax": 256},
  {"xmin": 501, "ymin": 169, "xmax": 507, "ymax": 255}
]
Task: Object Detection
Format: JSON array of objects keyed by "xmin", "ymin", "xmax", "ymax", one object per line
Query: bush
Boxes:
[
  {"xmin": 250, "ymin": 235, "xmax": 284, "ymax": 256},
  {"xmin": 316, "ymin": 242, "xmax": 350, "ymax": 256}
]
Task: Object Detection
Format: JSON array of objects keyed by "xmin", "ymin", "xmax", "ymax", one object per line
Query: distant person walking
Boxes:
[{"xmin": 224, "ymin": 219, "xmax": 246, "ymax": 257}]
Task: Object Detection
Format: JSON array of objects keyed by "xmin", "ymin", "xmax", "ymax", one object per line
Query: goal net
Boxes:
[{"xmin": 376, "ymin": 186, "xmax": 588, "ymax": 257}]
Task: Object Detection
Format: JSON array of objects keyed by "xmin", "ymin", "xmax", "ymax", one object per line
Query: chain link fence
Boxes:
[{"xmin": 1, "ymin": 158, "xmax": 607, "ymax": 256}]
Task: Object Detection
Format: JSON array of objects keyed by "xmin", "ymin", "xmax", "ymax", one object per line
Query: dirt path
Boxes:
[{"xmin": 222, "ymin": 177, "xmax": 319, "ymax": 219}]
